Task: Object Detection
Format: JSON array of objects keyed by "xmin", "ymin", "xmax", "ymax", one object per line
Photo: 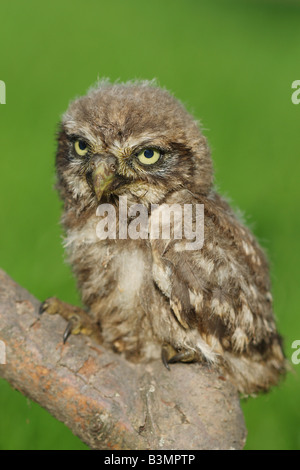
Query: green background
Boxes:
[{"xmin": 0, "ymin": 0, "xmax": 299, "ymax": 450}]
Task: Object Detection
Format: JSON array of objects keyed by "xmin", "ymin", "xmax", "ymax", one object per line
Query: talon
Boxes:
[
  {"xmin": 39, "ymin": 301, "xmax": 46, "ymax": 315},
  {"xmin": 161, "ymin": 343, "xmax": 178, "ymax": 370},
  {"xmin": 161, "ymin": 343, "xmax": 197, "ymax": 368},
  {"xmin": 38, "ymin": 297, "xmax": 61, "ymax": 316},
  {"xmin": 168, "ymin": 350, "xmax": 197, "ymax": 364},
  {"xmin": 161, "ymin": 347, "xmax": 170, "ymax": 371},
  {"xmin": 39, "ymin": 296, "xmax": 102, "ymax": 344},
  {"xmin": 63, "ymin": 321, "xmax": 73, "ymax": 344},
  {"xmin": 62, "ymin": 315, "xmax": 83, "ymax": 344},
  {"xmin": 168, "ymin": 352, "xmax": 184, "ymax": 364}
]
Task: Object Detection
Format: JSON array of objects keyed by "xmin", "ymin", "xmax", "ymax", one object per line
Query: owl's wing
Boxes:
[{"xmin": 149, "ymin": 190, "xmax": 278, "ymax": 354}]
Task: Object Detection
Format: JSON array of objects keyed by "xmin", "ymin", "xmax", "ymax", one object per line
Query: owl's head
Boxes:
[{"xmin": 56, "ymin": 80, "xmax": 213, "ymax": 210}]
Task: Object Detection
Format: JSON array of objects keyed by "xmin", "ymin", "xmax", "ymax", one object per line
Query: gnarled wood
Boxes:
[{"xmin": 0, "ymin": 269, "xmax": 246, "ymax": 449}]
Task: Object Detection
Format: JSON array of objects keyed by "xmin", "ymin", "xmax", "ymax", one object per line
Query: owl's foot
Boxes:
[
  {"xmin": 161, "ymin": 343, "xmax": 197, "ymax": 370},
  {"xmin": 39, "ymin": 297, "xmax": 101, "ymax": 344}
]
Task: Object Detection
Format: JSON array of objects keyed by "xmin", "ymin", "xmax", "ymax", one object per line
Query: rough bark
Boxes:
[{"xmin": 0, "ymin": 269, "xmax": 246, "ymax": 450}]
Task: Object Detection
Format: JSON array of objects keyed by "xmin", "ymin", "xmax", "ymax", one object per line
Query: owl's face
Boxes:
[{"xmin": 56, "ymin": 81, "xmax": 213, "ymax": 209}]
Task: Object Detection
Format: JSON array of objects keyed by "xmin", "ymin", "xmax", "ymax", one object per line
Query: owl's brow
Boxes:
[
  {"xmin": 121, "ymin": 141, "xmax": 168, "ymax": 158},
  {"xmin": 67, "ymin": 134, "xmax": 90, "ymax": 144},
  {"xmin": 67, "ymin": 133, "xmax": 104, "ymax": 153},
  {"xmin": 67, "ymin": 132, "xmax": 99, "ymax": 147}
]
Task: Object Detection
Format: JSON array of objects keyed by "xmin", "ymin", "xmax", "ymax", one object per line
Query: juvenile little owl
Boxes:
[{"xmin": 41, "ymin": 80, "xmax": 286, "ymax": 395}]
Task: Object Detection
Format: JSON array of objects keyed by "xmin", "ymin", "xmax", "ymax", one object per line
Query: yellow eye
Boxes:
[
  {"xmin": 74, "ymin": 140, "xmax": 89, "ymax": 156},
  {"xmin": 137, "ymin": 148, "xmax": 161, "ymax": 165}
]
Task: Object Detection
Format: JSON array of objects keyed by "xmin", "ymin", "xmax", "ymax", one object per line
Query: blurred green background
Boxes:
[{"xmin": 0, "ymin": 0, "xmax": 299, "ymax": 450}]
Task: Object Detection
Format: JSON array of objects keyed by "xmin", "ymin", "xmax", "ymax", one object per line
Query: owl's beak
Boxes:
[{"xmin": 89, "ymin": 156, "xmax": 117, "ymax": 202}]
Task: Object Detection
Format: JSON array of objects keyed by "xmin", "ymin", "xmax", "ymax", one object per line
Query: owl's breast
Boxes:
[
  {"xmin": 94, "ymin": 240, "xmax": 159, "ymax": 357},
  {"xmin": 65, "ymin": 215, "xmax": 158, "ymax": 355},
  {"xmin": 110, "ymin": 244, "xmax": 149, "ymax": 306}
]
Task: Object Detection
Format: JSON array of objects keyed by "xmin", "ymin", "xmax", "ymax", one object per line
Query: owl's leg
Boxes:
[
  {"xmin": 39, "ymin": 297, "xmax": 101, "ymax": 344},
  {"xmin": 161, "ymin": 343, "xmax": 197, "ymax": 370}
]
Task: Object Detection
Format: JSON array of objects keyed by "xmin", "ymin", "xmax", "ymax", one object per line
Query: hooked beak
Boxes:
[{"xmin": 88, "ymin": 156, "xmax": 117, "ymax": 202}]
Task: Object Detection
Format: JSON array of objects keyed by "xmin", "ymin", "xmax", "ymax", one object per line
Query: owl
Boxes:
[{"xmin": 41, "ymin": 80, "xmax": 286, "ymax": 395}]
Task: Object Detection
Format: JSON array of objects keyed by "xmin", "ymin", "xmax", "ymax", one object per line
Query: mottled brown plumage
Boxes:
[{"xmin": 51, "ymin": 80, "xmax": 286, "ymax": 394}]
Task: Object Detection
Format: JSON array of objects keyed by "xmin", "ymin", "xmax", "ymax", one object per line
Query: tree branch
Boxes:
[{"xmin": 0, "ymin": 269, "xmax": 246, "ymax": 450}]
